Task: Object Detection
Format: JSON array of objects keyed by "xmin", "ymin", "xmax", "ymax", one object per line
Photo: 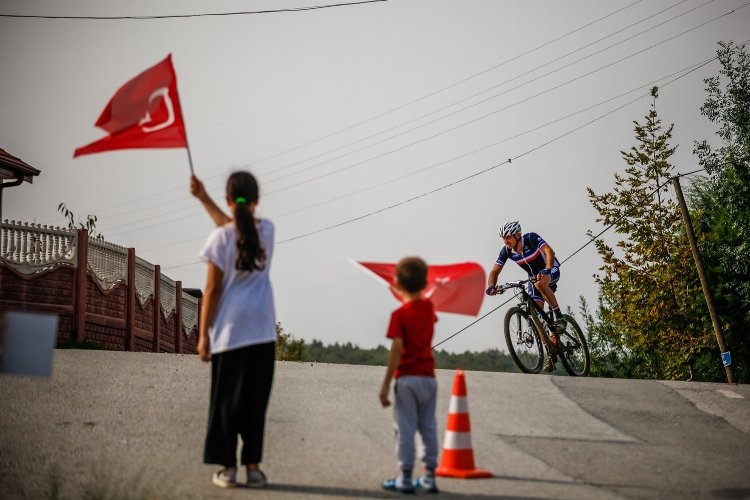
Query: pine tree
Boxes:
[{"xmin": 587, "ymin": 88, "xmax": 713, "ymax": 380}]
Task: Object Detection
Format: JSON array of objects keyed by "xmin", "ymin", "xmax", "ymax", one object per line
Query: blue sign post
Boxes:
[{"xmin": 722, "ymin": 351, "xmax": 732, "ymax": 367}]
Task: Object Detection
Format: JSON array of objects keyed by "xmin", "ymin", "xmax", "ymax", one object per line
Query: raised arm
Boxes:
[{"xmin": 190, "ymin": 176, "xmax": 231, "ymax": 227}]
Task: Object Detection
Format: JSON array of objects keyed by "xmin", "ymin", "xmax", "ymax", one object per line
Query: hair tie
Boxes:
[{"xmin": 235, "ymin": 197, "xmax": 247, "ymax": 204}]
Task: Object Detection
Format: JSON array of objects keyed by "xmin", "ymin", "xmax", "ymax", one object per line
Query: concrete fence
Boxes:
[{"xmin": 0, "ymin": 219, "xmax": 199, "ymax": 353}]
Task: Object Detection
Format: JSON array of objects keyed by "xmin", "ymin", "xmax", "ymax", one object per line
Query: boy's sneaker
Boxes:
[
  {"xmin": 543, "ymin": 356, "xmax": 554, "ymax": 372},
  {"xmin": 246, "ymin": 468, "xmax": 267, "ymax": 488},
  {"xmin": 212, "ymin": 469, "xmax": 237, "ymax": 488},
  {"xmin": 415, "ymin": 474, "xmax": 439, "ymax": 494},
  {"xmin": 382, "ymin": 477, "xmax": 415, "ymax": 494}
]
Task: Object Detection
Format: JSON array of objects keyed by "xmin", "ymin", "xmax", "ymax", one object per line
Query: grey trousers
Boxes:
[{"xmin": 393, "ymin": 375, "xmax": 439, "ymax": 472}]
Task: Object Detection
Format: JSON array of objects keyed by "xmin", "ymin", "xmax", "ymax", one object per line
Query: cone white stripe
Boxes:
[
  {"xmin": 448, "ymin": 395, "xmax": 469, "ymax": 414},
  {"xmin": 442, "ymin": 430, "xmax": 473, "ymax": 450}
]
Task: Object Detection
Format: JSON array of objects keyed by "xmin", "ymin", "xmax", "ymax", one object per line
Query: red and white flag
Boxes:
[
  {"xmin": 74, "ymin": 54, "xmax": 186, "ymax": 158},
  {"xmin": 353, "ymin": 261, "xmax": 486, "ymax": 316}
]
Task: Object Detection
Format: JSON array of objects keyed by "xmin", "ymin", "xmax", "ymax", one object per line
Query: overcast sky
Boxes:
[{"xmin": 2, "ymin": 0, "xmax": 748, "ymax": 353}]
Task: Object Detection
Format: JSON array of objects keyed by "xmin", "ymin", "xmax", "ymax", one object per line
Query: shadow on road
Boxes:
[{"xmin": 266, "ymin": 482, "xmax": 548, "ymax": 499}]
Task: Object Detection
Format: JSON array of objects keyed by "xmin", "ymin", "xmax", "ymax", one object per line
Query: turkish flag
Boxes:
[
  {"xmin": 354, "ymin": 261, "xmax": 486, "ymax": 316},
  {"xmin": 74, "ymin": 54, "xmax": 187, "ymax": 158}
]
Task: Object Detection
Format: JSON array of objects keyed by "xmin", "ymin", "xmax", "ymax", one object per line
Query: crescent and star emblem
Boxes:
[{"xmin": 138, "ymin": 87, "xmax": 175, "ymax": 133}]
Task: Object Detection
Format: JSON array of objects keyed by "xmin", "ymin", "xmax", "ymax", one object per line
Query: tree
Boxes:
[
  {"xmin": 586, "ymin": 87, "xmax": 715, "ymax": 380},
  {"xmin": 57, "ymin": 202, "xmax": 104, "ymax": 240},
  {"xmin": 275, "ymin": 322, "xmax": 304, "ymax": 361},
  {"xmin": 690, "ymin": 41, "xmax": 750, "ymax": 381},
  {"xmin": 579, "ymin": 296, "xmax": 631, "ymax": 379}
]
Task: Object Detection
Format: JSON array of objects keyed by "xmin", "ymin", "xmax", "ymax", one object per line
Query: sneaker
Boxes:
[
  {"xmin": 246, "ymin": 468, "xmax": 267, "ymax": 488},
  {"xmin": 415, "ymin": 474, "xmax": 439, "ymax": 494},
  {"xmin": 382, "ymin": 477, "xmax": 415, "ymax": 494},
  {"xmin": 543, "ymin": 356, "xmax": 554, "ymax": 373},
  {"xmin": 212, "ymin": 469, "xmax": 238, "ymax": 488}
]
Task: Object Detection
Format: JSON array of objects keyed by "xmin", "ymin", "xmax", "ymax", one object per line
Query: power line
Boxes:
[
  {"xmin": 162, "ymin": 47, "xmax": 717, "ymax": 270},
  {"xmin": 261, "ymin": 4, "xmax": 738, "ymax": 198},
  {"xmin": 116, "ymin": 57, "xmax": 709, "ymax": 239},
  {"xmin": 47, "ymin": 0, "xmax": 745, "ymax": 231},
  {"xmin": 49, "ymin": 0, "xmax": 646, "ymax": 222},
  {"xmin": 261, "ymin": 0, "xmax": 694, "ymax": 184},
  {"xmin": 271, "ymin": 58, "xmax": 715, "ymax": 219},
  {"xmin": 86, "ymin": 0, "xmax": 731, "ymax": 233},
  {"xmin": 0, "ymin": 0, "xmax": 386, "ymax": 20},
  {"xmin": 432, "ymin": 296, "xmax": 516, "ymax": 350},
  {"xmin": 244, "ymin": 0, "xmax": 646, "ymax": 171},
  {"xmin": 143, "ymin": 57, "xmax": 713, "ymax": 256},
  {"xmin": 433, "ymin": 167, "xmax": 708, "ymax": 350},
  {"xmin": 558, "ymin": 168, "xmax": 707, "ymax": 266}
]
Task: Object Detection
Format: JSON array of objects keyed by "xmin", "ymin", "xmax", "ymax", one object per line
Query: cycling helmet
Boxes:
[{"xmin": 499, "ymin": 220, "xmax": 521, "ymax": 237}]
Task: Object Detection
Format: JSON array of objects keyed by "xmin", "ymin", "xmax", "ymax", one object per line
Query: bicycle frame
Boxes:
[
  {"xmin": 498, "ymin": 279, "xmax": 557, "ymax": 355},
  {"xmin": 498, "ymin": 277, "xmax": 590, "ymax": 376},
  {"xmin": 519, "ymin": 289, "xmax": 556, "ymax": 354}
]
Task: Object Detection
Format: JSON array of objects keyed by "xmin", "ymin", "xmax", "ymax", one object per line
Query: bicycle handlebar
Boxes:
[{"xmin": 493, "ymin": 277, "xmax": 537, "ymax": 294}]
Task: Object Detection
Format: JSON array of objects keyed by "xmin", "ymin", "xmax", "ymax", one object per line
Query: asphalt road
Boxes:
[{"xmin": 1, "ymin": 350, "xmax": 749, "ymax": 499}]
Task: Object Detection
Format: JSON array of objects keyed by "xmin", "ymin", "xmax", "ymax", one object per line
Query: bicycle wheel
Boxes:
[
  {"xmin": 558, "ymin": 315, "xmax": 590, "ymax": 376},
  {"xmin": 504, "ymin": 306, "xmax": 544, "ymax": 374}
]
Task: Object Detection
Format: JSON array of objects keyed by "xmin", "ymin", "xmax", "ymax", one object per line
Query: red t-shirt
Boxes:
[{"xmin": 387, "ymin": 299, "xmax": 438, "ymax": 378}]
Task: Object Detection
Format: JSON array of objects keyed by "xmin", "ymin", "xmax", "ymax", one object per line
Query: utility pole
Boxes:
[{"xmin": 672, "ymin": 176, "xmax": 735, "ymax": 384}]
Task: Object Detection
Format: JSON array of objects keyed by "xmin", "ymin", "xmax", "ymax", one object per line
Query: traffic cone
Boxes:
[{"xmin": 436, "ymin": 369, "xmax": 492, "ymax": 478}]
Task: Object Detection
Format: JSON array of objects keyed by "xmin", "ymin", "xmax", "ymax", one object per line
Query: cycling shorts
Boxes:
[{"xmin": 528, "ymin": 267, "xmax": 560, "ymax": 304}]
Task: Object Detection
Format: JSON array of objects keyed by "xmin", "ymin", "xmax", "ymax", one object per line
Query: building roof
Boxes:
[{"xmin": 0, "ymin": 148, "xmax": 40, "ymax": 183}]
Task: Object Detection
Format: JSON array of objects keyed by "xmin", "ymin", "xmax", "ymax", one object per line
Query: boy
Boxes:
[{"xmin": 379, "ymin": 257, "xmax": 439, "ymax": 494}]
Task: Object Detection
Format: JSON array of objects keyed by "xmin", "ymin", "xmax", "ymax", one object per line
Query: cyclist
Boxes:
[{"xmin": 486, "ymin": 221, "xmax": 564, "ymax": 372}]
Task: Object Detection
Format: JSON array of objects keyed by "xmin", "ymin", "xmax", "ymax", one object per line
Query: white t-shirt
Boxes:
[{"xmin": 199, "ymin": 219, "xmax": 276, "ymax": 354}]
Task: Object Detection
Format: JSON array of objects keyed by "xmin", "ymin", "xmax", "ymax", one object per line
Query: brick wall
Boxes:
[
  {"xmin": 1, "ymin": 263, "xmax": 197, "ymax": 355},
  {"xmin": 0, "ymin": 265, "xmax": 75, "ymax": 341},
  {"xmin": 1, "ymin": 226, "xmax": 198, "ymax": 355},
  {"xmin": 0, "ymin": 265, "xmax": 75, "ymax": 309},
  {"xmin": 183, "ymin": 329, "xmax": 198, "ymax": 354},
  {"xmin": 135, "ymin": 299, "xmax": 152, "ymax": 333},
  {"xmin": 85, "ymin": 276, "xmax": 126, "ymax": 317}
]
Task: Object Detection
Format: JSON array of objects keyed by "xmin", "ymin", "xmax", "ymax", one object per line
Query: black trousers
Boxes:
[{"xmin": 203, "ymin": 341, "xmax": 275, "ymax": 467}]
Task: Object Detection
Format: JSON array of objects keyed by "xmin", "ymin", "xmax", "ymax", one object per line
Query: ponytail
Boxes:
[{"xmin": 227, "ymin": 171, "xmax": 266, "ymax": 272}]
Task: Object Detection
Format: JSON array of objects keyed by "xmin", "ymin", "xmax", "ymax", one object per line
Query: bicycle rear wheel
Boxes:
[
  {"xmin": 558, "ymin": 315, "xmax": 590, "ymax": 376},
  {"xmin": 504, "ymin": 306, "xmax": 544, "ymax": 374}
]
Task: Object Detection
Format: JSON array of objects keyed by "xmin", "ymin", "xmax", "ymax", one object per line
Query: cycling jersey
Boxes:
[{"xmin": 496, "ymin": 232, "xmax": 560, "ymax": 277}]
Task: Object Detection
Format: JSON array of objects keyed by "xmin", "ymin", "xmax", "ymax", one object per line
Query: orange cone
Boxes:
[{"xmin": 436, "ymin": 369, "xmax": 492, "ymax": 479}]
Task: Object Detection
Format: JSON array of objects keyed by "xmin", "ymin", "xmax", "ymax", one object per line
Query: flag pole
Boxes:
[
  {"xmin": 171, "ymin": 55, "xmax": 195, "ymax": 176},
  {"xmin": 176, "ymin": 96, "xmax": 195, "ymax": 176},
  {"xmin": 185, "ymin": 139, "xmax": 195, "ymax": 176}
]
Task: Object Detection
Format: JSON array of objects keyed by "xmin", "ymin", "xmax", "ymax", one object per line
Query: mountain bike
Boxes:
[{"xmin": 494, "ymin": 278, "xmax": 590, "ymax": 376}]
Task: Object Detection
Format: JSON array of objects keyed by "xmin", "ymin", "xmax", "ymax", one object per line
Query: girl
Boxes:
[{"xmin": 195, "ymin": 171, "xmax": 276, "ymax": 489}]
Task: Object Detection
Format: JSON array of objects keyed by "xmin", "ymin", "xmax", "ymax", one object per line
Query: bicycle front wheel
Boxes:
[
  {"xmin": 558, "ymin": 315, "xmax": 590, "ymax": 377},
  {"xmin": 504, "ymin": 306, "xmax": 544, "ymax": 374}
]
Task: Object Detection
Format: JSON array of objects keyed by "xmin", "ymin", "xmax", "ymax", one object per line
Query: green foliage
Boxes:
[
  {"xmin": 689, "ymin": 41, "xmax": 750, "ymax": 381},
  {"xmin": 299, "ymin": 338, "xmax": 520, "ymax": 373},
  {"xmin": 57, "ymin": 202, "xmax": 104, "ymax": 240},
  {"xmin": 275, "ymin": 322, "xmax": 304, "ymax": 361},
  {"xmin": 433, "ymin": 348, "xmax": 518, "ymax": 372},
  {"xmin": 586, "ymin": 87, "xmax": 717, "ymax": 381},
  {"xmin": 579, "ymin": 296, "xmax": 631, "ymax": 378},
  {"xmin": 302, "ymin": 339, "xmax": 390, "ymax": 366}
]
